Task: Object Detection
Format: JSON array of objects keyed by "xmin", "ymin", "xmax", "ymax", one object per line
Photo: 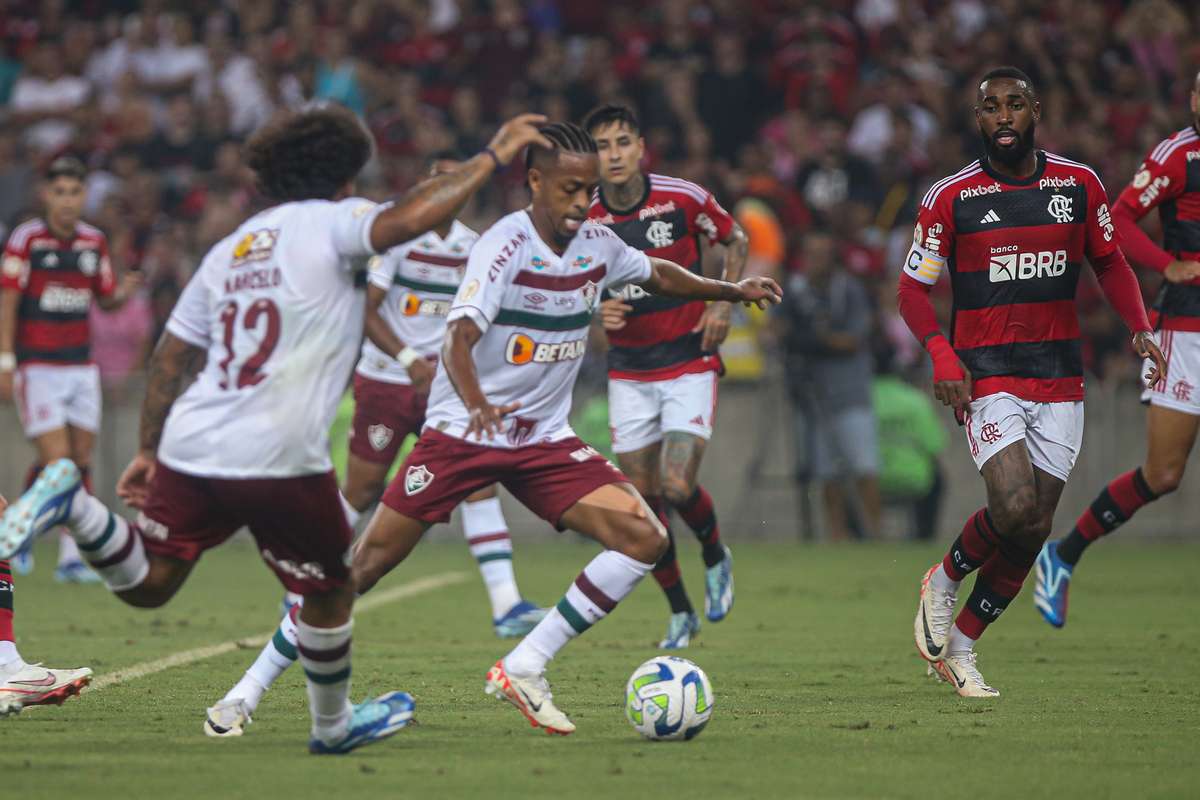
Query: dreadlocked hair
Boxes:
[
  {"xmin": 524, "ymin": 122, "xmax": 597, "ymax": 170},
  {"xmin": 245, "ymin": 104, "xmax": 373, "ymax": 202}
]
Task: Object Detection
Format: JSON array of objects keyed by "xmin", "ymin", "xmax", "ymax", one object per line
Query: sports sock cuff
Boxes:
[
  {"xmin": 1132, "ymin": 467, "xmax": 1160, "ymax": 501},
  {"xmin": 462, "ymin": 496, "xmax": 506, "ymax": 537}
]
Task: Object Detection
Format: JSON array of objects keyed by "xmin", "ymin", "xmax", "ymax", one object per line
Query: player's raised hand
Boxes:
[
  {"xmin": 1164, "ymin": 259, "xmax": 1200, "ymax": 284},
  {"xmin": 734, "ymin": 276, "xmax": 782, "ymax": 309},
  {"xmin": 693, "ymin": 301, "xmax": 733, "ymax": 352},
  {"xmin": 486, "ymin": 114, "xmax": 552, "ymax": 166},
  {"xmin": 465, "ymin": 401, "xmax": 521, "ymax": 442},
  {"xmin": 599, "ymin": 299, "xmax": 632, "ymax": 331},
  {"xmin": 1133, "ymin": 331, "xmax": 1167, "ymax": 387},
  {"xmin": 116, "ymin": 450, "xmax": 157, "ymax": 510}
]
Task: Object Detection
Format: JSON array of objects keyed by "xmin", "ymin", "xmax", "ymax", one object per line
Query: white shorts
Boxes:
[
  {"xmin": 13, "ymin": 363, "xmax": 102, "ymax": 438},
  {"xmin": 1141, "ymin": 330, "xmax": 1200, "ymax": 415},
  {"xmin": 608, "ymin": 371, "xmax": 718, "ymax": 454},
  {"xmin": 963, "ymin": 392, "xmax": 1084, "ymax": 482}
]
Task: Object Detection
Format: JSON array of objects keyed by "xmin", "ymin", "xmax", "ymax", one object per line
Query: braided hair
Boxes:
[{"xmin": 524, "ymin": 121, "xmax": 597, "ymax": 171}]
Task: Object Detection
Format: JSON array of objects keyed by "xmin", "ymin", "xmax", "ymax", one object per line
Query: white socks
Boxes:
[
  {"xmin": 948, "ymin": 625, "xmax": 977, "ymax": 655},
  {"xmin": 67, "ymin": 489, "xmax": 149, "ymax": 592},
  {"xmin": 296, "ymin": 618, "xmax": 353, "ymax": 744},
  {"xmin": 462, "ymin": 497, "xmax": 521, "ymax": 619},
  {"xmin": 339, "ymin": 493, "xmax": 362, "ymax": 530},
  {"xmin": 224, "ymin": 605, "xmax": 300, "ymax": 712},
  {"xmin": 931, "ymin": 563, "xmax": 961, "ymax": 593},
  {"xmin": 58, "ymin": 532, "xmax": 83, "ymax": 567},
  {"xmin": 0, "ymin": 640, "xmax": 21, "ymax": 672},
  {"xmin": 504, "ymin": 550, "xmax": 653, "ymax": 676}
]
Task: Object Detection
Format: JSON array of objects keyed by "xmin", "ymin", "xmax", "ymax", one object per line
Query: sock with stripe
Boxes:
[
  {"xmin": 672, "ymin": 486, "xmax": 725, "ymax": 568},
  {"xmin": 339, "ymin": 493, "xmax": 362, "ymax": 530},
  {"xmin": 503, "ymin": 550, "xmax": 653, "ymax": 676},
  {"xmin": 224, "ymin": 603, "xmax": 300, "ymax": 712},
  {"xmin": 940, "ymin": 508, "xmax": 1000, "ymax": 584},
  {"xmin": 953, "ymin": 540, "xmax": 1038, "ymax": 641},
  {"xmin": 0, "ymin": 559, "xmax": 18, "ymax": 669},
  {"xmin": 65, "ymin": 489, "xmax": 149, "ymax": 591},
  {"xmin": 296, "ymin": 617, "xmax": 354, "ymax": 744},
  {"xmin": 647, "ymin": 496, "xmax": 692, "ymax": 614},
  {"xmin": 57, "ymin": 466, "xmax": 93, "ymax": 566},
  {"xmin": 1057, "ymin": 468, "xmax": 1159, "ymax": 566},
  {"xmin": 462, "ymin": 496, "xmax": 522, "ymax": 619}
]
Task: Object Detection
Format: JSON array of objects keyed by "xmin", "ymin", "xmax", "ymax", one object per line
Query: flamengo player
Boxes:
[
  {"xmin": 0, "ymin": 493, "xmax": 91, "ymax": 716},
  {"xmin": 584, "ymin": 104, "xmax": 748, "ymax": 649},
  {"xmin": 0, "ymin": 157, "xmax": 140, "ymax": 582},
  {"xmin": 204, "ymin": 158, "xmax": 546, "ymax": 738},
  {"xmin": 0, "ymin": 106, "xmax": 551, "ymax": 752},
  {"xmin": 897, "ymin": 67, "xmax": 1165, "ymax": 696},
  {"xmin": 317, "ymin": 122, "xmax": 778, "ymax": 734},
  {"xmin": 1034, "ymin": 71, "xmax": 1200, "ymax": 627}
]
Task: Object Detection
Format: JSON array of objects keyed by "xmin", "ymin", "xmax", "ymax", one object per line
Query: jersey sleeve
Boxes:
[
  {"xmin": 446, "ymin": 228, "xmax": 513, "ymax": 334},
  {"xmin": 1084, "ymin": 171, "xmax": 1120, "ymax": 261},
  {"xmin": 93, "ymin": 236, "xmax": 117, "ymax": 298},
  {"xmin": 1114, "ymin": 147, "xmax": 1187, "ymax": 220},
  {"xmin": 0, "ymin": 232, "xmax": 29, "ymax": 291},
  {"xmin": 602, "ymin": 230, "xmax": 653, "ymax": 289},
  {"xmin": 367, "ymin": 243, "xmax": 406, "ymax": 291},
  {"xmin": 690, "ymin": 190, "xmax": 736, "ymax": 246},
  {"xmin": 165, "ymin": 260, "xmax": 214, "ymax": 348},
  {"xmin": 901, "ymin": 197, "xmax": 955, "ymax": 286},
  {"xmin": 329, "ymin": 198, "xmax": 388, "ymax": 260}
]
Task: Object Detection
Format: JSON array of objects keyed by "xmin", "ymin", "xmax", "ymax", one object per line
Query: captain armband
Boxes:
[{"xmin": 903, "ymin": 243, "xmax": 946, "ymax": 286}]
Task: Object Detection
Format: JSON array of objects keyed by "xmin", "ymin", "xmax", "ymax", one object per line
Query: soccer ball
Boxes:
[{"xmin": 624, "ymin": 656, "xmax": 714, "ymax": 741}]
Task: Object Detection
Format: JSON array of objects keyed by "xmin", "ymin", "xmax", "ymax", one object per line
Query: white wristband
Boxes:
[
  {"xmin": 0, "ymin": 352, "xmax": 15, "ymax": 372},
  {"xmin": 397, "ymin": 347, "xmax": 420, "ymax": 369}
]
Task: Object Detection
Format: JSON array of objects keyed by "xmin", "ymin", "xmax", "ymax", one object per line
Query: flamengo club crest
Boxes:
[
  {"xmin": 1047, "ymin": 194, "xmax": 1074, "ymax": 223},
  {"xmin": 405, "ymin": 464, "xmax": 435, "ymax": 495},
  {"xmin": 367, "ymin": 424, "xmax": 393, "ymax": 452}
]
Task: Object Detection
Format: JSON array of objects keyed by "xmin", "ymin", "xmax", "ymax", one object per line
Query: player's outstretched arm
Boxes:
[
  {"xmin": 441, "ymin": 317, "xmax": 519, "ymax": 441},
  {"xmin": 639, "ymin": 257, "xmax": 781, "ymax": 309},
  {"xmin": 367, "ymin": 114, "xmax": 552, "ymax": 253}
]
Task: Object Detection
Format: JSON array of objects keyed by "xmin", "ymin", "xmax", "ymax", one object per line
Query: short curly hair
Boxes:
[{"xmin": 245, "ymin": 105, "xmax": 373, "ymax": 201}]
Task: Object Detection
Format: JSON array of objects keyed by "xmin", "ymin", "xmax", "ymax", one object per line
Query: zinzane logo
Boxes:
[
  {"xmin": 505, "ymin": 333, "xmax": 586, "ymax": 365},
  {"xmin": 959, "ymin": 183, "xmax": 1001, "ymax": 201},
  {"xmin": 989, "ymin": 249, "xmax": 1068, "ymax": 283}
]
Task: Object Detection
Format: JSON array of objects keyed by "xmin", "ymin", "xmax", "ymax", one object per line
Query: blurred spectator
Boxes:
[
  {"xmin": 9, "ymin": 38, "xmax": 91, "ymax": 155},
  {"xmin": 0, "ymin": 131, "xmax": 33, "ymax": 238},
  {"xmin": 779, "ymin": 231, "xmax": 881, "ymax": 540}
]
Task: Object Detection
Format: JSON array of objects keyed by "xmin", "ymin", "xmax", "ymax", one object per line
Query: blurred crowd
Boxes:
[{"xmin": 2, "ymin": 0, "xmax": 1199, "ymax": 535}]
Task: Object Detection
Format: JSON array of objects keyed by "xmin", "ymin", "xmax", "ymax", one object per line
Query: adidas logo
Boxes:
[{"xmin": 980, "ymin": 209, "xmax": 1001, "ymax": 224}]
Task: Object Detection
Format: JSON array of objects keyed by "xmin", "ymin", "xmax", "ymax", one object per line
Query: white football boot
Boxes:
[
  {"xmin": 204, "ymin": 698, "xmax": 253, "ymax": 737},
  {"xmin": 932, "ymin": 651, "xmax": 1000, "ymax": 698},
  {"xmin": 0, "ymin": 663, "xmax": 92, "ymax": 715},
  {"xmin": 484, "ymin": 660, "xmax": 575, "ymax": 735},
  {"xmin": 914, "ymin": 564, "xmax": 956, "ymax": 662}
]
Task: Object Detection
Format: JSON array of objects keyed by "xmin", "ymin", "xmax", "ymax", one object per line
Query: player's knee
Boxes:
[
  {"xmin": 990, "ymin": 486, "xmax": 1038, "ymax": 536},
  {"xmin": 618, "ymin": 516, "xmax": 668, "ymax": 564},
  {"xmin": 661, "ymin": 479, "xmax": 694, "ymax": 509},
  {"xmin": 1143, "ymin": 463, "xmax": 1184, "ymax": 495}
]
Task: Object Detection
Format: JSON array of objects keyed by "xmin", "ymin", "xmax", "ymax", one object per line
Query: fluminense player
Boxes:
[
  {"xmin": 242, "ymin": 121, "xmax": 779, "ymax": 737},
  {"xmin": 584, "ymin": 104, "xmax": 748, "ymax": 649},
  {"xmin": 896, "ymin": 67, "xmax": 1165, "ymax": 697},
  {"xmin": 1034, "ymin": 70, "xmax": 1200, "ymax": 626},
  {"xmin": 0, "ymin": 156, "xmax": 141, "ymax": 582},
  {"xmin": 0, "ymin": 105, "xmax": 551, "ymax": 752},
  {"xmin": 0, "ymin": 494, "xmax": 92, "ymax": 716},
  {"xmin": 204, "ymin": 157, "xmax": 546, "ymax": 738}
]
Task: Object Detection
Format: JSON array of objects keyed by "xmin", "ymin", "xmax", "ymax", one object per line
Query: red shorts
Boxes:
[
  {"xmin": 348, "ymin": 374, "xmax": 429, "ymax": 465},
  {"xmin": 139, "ymin": 463, "xmax": 353, "ymax": 594},
  {"xmin": 382, "ymin": 429, "xmax": 628, "ymax": 529}
]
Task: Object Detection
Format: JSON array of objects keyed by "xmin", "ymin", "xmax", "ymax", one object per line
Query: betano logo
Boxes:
[
  {"xmin": 989, "ymin": 248, "xmax": 1068, "ymax": 282},
  {"xmin": 505, "ymin": 333, "xmax": 587, "ymax": 365},
  {"xmin": 403, "ymin": 294, "xmax": 450, "ymax": 316}
]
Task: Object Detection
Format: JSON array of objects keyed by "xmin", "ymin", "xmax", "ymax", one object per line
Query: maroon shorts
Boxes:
[
  {"xmin": 382, "ymin": 429, "xmax": 628, "ymax": 528},
  {"xmin": 348, "ymin": 373, "xmax": 429, "ymax": 465},
  {"xmin": 139, "ymin": 463, "xmax": 353, "ymax": 594}
]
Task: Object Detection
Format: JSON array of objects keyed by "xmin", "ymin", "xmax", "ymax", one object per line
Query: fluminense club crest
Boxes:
[
  {"xmin": 582, "ymin": 280, "xmax": 599, "ymax": 309},
  {"xmin": 405, "ymin": 464, "xmax": 435, "ymax": 495},
  {"xmin": 368, "ymin": 424, "xmax": 394, "ymax": 452}
]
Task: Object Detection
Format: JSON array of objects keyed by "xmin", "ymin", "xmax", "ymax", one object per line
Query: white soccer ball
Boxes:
[{"xmin": 624, "ymin": 656, "xmax": 714, "ymax": 741}]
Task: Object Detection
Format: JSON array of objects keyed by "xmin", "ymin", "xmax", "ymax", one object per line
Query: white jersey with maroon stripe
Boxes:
[
  {"xmin": 423, "ymin": 209, "xmax": 652, "ymax": 448},
  {"xmin": 355, "ymin": 220, "xmax": 477, "ymax": 385},
  {"xmin": 158, "ymin": 197, "xmax": 384, "ymax": 478}
]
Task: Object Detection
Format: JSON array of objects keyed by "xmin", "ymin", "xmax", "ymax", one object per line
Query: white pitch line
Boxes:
[{"xmin": 89, "ymin": 571, "xmax": 468, "ymax": 691}]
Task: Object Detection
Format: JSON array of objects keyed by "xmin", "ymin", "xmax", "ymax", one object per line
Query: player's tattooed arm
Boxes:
[
  {"xmin": 442, "ymin": 317, "xmax": 519, "ymax": 441},
  {"xmin": 641, "ymin": 257, "xmax": 781, "ymax": 308},
  {"xmin": 660, "ymin": 432, "xmax": 705, "ymax": 506},
  {"xmin": 138, "ymin": 332, "xmax": 207, "ymax": 454},
  {"xmin": 368, "ymin": 114, "xmax": 552, "ymax": 253},
  {"xmin": 693, "ymin": 223, "xmax": 751, "ymax": 351}
]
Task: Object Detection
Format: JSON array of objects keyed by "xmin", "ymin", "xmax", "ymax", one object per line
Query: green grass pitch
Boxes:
[{"xmin": 4, "ymin": 537, "xmax": 1198, "ymax": 799}]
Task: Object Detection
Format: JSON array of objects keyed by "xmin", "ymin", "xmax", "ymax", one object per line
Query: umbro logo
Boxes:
[{"xmin": 979, "ymin": 209, "xmax": 1001, "ymax": 224}]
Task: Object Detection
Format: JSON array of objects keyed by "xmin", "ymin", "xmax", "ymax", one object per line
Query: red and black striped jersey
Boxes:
[
  {"xmin": 1115, "ymin": 125, "xmax": 1200, "ymax": 330},
  {"xmin": 0, "ymin": 218, "xmax": 114, "ymax": 365},
  {"xmin": 904, "ymin": 151, "xmax": 1118, "ymax": 402},
  {"xmin": 588, "ymin": 173, "xmax": 735, "ymax": 381}
]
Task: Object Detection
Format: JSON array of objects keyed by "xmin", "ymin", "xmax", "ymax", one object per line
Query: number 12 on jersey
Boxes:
[{"xmin": 217, "ymin": 298, "xmax": 281, "ymax": 390}]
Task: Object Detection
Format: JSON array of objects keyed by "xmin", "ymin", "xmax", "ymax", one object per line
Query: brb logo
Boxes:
[{"xmin": 989, "ymin": 246, "xmax": 1068, "ymax": 282}]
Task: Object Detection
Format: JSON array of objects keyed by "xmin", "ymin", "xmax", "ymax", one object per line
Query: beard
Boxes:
[{"xmin": 981, "ymin": 120, "xmax": 1036, "ymax": 169}]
